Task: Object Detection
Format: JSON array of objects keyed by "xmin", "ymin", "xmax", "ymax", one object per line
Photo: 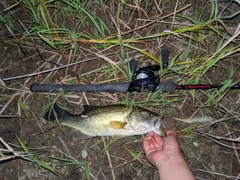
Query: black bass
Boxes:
[{"xmin": 44, "ymin": 104, "xmax": 162, "ymax": 139}]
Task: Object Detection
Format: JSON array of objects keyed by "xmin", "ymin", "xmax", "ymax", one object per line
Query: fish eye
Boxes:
[{"xmin": 149, "ymin": 112, "xmax": 154, "ymax": 117}]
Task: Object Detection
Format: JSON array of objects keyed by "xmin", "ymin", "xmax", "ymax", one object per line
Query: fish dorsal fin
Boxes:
[
  {"xmin": 82, "ymin": 105, "xmax": 99, "ymax": 114},
  {"xmin": 109, "ymin": 121, "xmax": 126, "ymax": 130}
]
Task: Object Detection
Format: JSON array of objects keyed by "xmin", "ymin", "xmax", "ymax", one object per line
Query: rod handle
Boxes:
[{"xmin": 30, "ymin": 83, "xmax": 130, "ymax": 93}]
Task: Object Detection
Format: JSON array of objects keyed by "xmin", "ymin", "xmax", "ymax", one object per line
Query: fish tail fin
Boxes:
[{"xmin": 44, "ymin": 103, "xmax": 66, "ymax": 122}]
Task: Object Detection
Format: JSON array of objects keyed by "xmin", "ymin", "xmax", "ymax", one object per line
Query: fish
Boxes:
[
  {"xmin": 173, "ymin": 116, "xmax": 215, "ymax": 123},
  {"xmin": 44, "ymin": 104, "xmax": 163, "ymax": 139}
]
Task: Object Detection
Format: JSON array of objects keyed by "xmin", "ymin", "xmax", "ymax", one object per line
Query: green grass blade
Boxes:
[
  {"xmin": 50, "ymin": 156, "xmax": 90, "ymax": 180},
  {"xmin": 16, "ymin": 136, "xmax": 60, "ymax": 175}
]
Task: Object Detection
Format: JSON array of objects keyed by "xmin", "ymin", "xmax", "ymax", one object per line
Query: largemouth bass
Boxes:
[{"xmin": 44, "ymin": 104, "xmax": 162, "ymax": 139}]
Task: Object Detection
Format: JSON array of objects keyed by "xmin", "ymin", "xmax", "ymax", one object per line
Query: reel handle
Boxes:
[{"xmin": 161, "ymin": 49, "xmax": 169, "ymax": 69}]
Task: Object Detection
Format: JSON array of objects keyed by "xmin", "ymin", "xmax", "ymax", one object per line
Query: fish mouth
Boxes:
[
  {"xmin": 154, "ymin": 116, "xmax": 161, "ymax": 128},
  {"xmin": 152, "ymin": 116, "xmax": 163, "ymax": 135},
  {"xmin": 149, "ymin": 116, "xmax": 161, "ymax": 129}
]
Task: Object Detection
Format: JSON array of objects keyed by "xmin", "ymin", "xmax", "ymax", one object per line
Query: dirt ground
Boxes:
[{"xmin": 0, "ymin": 1, "xmax": 240, "ymax": 180}]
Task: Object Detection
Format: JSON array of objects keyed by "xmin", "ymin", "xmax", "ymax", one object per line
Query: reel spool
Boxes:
[{"xmin": 129, "ymin": 64, "xmax": 160, "ymax": 92}]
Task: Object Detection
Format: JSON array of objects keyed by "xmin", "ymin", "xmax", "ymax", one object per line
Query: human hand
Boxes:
[
  {"xmin": 144, "ymin": 130, "xmax": 195, "ymax": 180},
  {"xmin": 143, "ymin": 130, "xmax": 181, "ymax": 168}
]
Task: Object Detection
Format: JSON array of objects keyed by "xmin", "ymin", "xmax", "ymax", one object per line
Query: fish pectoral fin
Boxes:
[
  {"xmin": 109, "ymin": 121, "xmax": 126, "ymax": 130},
  {"xmin": 71, "ymin": 129, "xmax": 91, "ymax": 139}
]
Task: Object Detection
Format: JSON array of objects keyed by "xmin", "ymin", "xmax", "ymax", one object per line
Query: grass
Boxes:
[
  {"xmin": 16, "ymin": 136, "xmax": 61, "ymax": 175},
  {"xmin": 0, "ymin": 0, "xmax": 240, "ymax": 179},
  {"xmin": 50, "ymin": 156, "xmax": 91, "ymax": 180}
]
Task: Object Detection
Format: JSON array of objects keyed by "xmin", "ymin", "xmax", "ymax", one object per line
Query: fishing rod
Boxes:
[{"xmin": 30, "ymin": 50, "xmax": 240, "ymax": 93}]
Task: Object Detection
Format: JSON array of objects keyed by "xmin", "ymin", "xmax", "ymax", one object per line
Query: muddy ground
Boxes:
[{"xmin": 0, "ymin": 0, "xmax": 240, "ymax": 180}]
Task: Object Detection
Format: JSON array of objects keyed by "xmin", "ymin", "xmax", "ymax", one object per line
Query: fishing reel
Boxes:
[
  {"xmin": 128, "ymin": 60, "xmax": 160, "ymax": 92},
  {"xmin": 128, "ymin": 50, "xmax": 169, "ymax": 92}
]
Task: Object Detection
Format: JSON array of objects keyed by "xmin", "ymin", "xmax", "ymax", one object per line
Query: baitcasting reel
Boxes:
[
  {"xmin": 128, "ymin": 49, "xmax": 169, "ymax": 92},
  {"xmin": 129, "ymin": 62, "xmax": 160, "ymax": 92}
]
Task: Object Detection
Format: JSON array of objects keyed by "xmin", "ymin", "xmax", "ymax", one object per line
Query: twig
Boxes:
[
  {"xmin": 195, "ymin": 130, "xmax": 240, "ymax": 143},
  {"xmin": 57, "ymin": 136, "xmax": 71, "ymax": 156},
  {"xmin": 18, "ymin": 19, "xmax": 43, "ymax": 59},
  {"xmin": 0, "ymin": 94, "xmax": 16, "ymax": 115},
  {"xmin": 230, "ymin": 134, "xmax": 240, "ymax": 165},
  {"xmin": 194, "ymin": 131, "xmax": 240, "ymax": 149},
  {"xmin": 4, "ymin": 24, "xmax": 26, "ymax": 56},
  {"xmin": 111, "ymin": 4, "xmax": 191, "ymax": 38},
  {"xmin": 187, "ymin": 29, "xmax": 240, "ymax": 79},
  {"xmin": 102, "ymin": 137, "xmax": 115, "ymax": 180},
  {"xmin": 65, "ymin": 43, "xmax": 74, "ymax": 77},
  {"xmin": 112, "ymin": 150, "xmax": 143, "ymax": 169},
  {"xmin": 0, "ymin": 138, "xmax": 33, "ymax": 162},
  {"xmin": 2, "ymin": 52, "xmax": 115, "ymax": 81},
  {"xmin": 193, "ymin": 169, "xmax": 239, "ymax": 179}
]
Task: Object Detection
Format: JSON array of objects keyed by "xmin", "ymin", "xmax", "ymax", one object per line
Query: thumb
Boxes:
[{"xmin": 165, "ymin": 130, "xmax": 176, "ymax": 136}]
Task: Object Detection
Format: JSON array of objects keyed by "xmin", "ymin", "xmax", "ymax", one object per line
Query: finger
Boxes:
[
  {"xmin": 152, "ymin": 136, "xmax": 163, "ymax": 149},
  {"xmin": 146, "ymin": 131, "xmax": 154, "ymax": 138},
  {"xmin": 153, "ymin": 134, "xmax": 163, "ymax": 144},
  {"xmin": 144, "ymin": 134, "xmax": 153, "ymax": 145},
  {"xmin": 144, "ymin": 132, "xmax": 154, "ymax": 141},
  {"xmin": 149, "ymin": 131, "xmax": 155, "ymax": 136},
  {"xmin": 165, "ymin": 130, "xmax": 176, "ymax": 136},
  {"xmin": 143, "ymin": 141, "xmax": 154, "ymax": 154},
  {"xmin": 165, "ymin": 130, "xmax": 179, "ymax": 144},
  {"xmin": 143, "ymin": 141, "xmax": 151, "ymax": 153},
  {"xmin": 144, "ymin": 136, "xmax": 152, "ymax": 143}
]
